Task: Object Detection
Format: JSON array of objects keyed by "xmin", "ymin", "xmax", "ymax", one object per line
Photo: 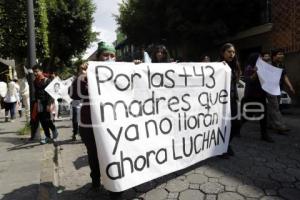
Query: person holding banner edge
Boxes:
[
  {"xmin": 219, "ymin": 43, "xmax": 241, "ymax": 158},
  {"xmin": 151, "ymin": 44, "xmax": 170, "ymax": 63},
  {"xmin": 241, "ymin": 53, "xmax": 274, "ymax": 143},
  {"xmin": 75, "ymin": 41, "xmax": 116, "ymax": 191},
  {"xmin": 269, "ymin": 49, "xmax": 295, "ymax": 134}
]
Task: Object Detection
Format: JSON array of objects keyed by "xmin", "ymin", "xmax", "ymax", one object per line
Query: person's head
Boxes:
[
  {"xmin": 220, "ymin": 43, "xmax": 237, "ymax": 62},
  {"xmin": 271, "ymin": 48, "xmax": 285, "ymax": 64},
  {"xmin": 246, "ymin": 53, "xmax": 260, "ymax": 67},
  {"xmin": 49, "ymin": 71, "xmax": 56, "ymax": 79},
  {"xmin": 97, "ymin": 41, "xmax": 116, "ymax": 61},
  {"xmin": 32, "ymin": 64, "xmax": 43, "ymax": 78},
  {"xmin": 201, "ymin": 55, "xmax": 211, "ymax": 62},
  {"xmin": 261, "ymin": 51, "xmax": 271, "ymax": 64},
  {"xmin": 54, "ymin": 82, "xmax": 60, "ymax": 92},
  {"xmin": 151, "ymin": 45, "xmax": 169, "ymax": 63},
  {"xmin": 77, "ymin": 62, "xmax": 88, "ymax": 75},
  {"xmin": 220, "ymin": 43, "xmax": 241, "ymax": 78}
]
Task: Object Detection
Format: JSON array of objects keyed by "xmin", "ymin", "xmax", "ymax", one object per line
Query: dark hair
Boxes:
[
  {"xmin": 246, "ymin": 53, "xmax": 260, "ymax": 67},
  {"xmin": 220, "ymin": 43, "xmax": 241, "ymax": 79},
  {"xmin": 151, "ymin": 45, "xmax": 169, "ymax": 63},
  {"xmin": 32, "ymin": 63, "xmax": 43, "ymax": 71},
  {"xmin": 271, "ymin": 48, "xmax": 284, "ymax": 58},
  {"xmin": 200, "ymin": 55, "xmax": 211, "ymax": 62},
  {"xmin": 261, "ymin": 51, "xmax": 270, "ymax": 57}
]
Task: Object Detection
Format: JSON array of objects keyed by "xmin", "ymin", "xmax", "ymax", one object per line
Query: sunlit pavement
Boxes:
[{"xmin": 1, "ymin": 108, "xmax": 300, "ymax": 200}]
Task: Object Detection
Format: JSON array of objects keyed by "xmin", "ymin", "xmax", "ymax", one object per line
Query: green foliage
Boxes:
[
  {"xmin": 0, "ymin": 0, "xmax": 28, "ymax": 60},
  {"xmin": 18, "ymin": 122, "xmax": 31, "ymax": 135},
  {"xmin": 117, "ymin": 0, "xmax": 262, "ymax": 49},
  {"xmin": 0, "ymin": 0, "xmax": 49, "ymax": 60},
  {"xmin": 0, "ymin": 0, "xmax": 97, "ymax": 70},
  {"xmin": 36, "ymin": 0, "xmax": 50, "ymax": 58},
  {"xmin": 47, "ymin": 0, "xmax": 98, "ymax": 69}
]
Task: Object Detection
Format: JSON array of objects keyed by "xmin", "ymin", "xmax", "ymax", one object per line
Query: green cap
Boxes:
[{"xmin": 97, "ymin": 41, "xmax": 116, "ymax": 54}]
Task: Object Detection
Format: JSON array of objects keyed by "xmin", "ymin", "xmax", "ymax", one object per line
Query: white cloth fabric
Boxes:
[{"xmin": 4, "ymin": 81, "xmax": 19, "ymax": 103}]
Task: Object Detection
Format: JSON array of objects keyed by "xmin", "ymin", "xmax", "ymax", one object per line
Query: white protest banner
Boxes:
[
  {"xmin": 87, "ymin": 62, "xmax": 232, "ymax": 192},
  {"xmin": 256, "ymin": 57, "xmax": 283, "ymax": 95}
]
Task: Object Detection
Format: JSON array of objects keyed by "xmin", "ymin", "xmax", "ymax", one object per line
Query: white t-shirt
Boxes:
[{"xmin": 4, "ymin": 81, "xmax": 19, "ymax": 103}]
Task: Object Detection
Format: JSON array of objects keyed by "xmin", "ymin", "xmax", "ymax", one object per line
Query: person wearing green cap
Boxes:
[
  {"xmin": 96, "ymin": 41, "xmax": 116, "ymax": 61},
  {"xmin": 72, "ymin": 41, "xmax": 116, "ymax": 191}
]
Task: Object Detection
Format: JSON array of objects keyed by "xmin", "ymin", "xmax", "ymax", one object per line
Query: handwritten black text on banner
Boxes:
[{"xmin": 86, "ymin": 62, "xmax": 232, "ymax": 192}]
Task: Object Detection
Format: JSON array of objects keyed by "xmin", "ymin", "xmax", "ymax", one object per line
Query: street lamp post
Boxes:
[{"xmin": 26, "ymin": 0, "xmax": 37, "ymax": 138}]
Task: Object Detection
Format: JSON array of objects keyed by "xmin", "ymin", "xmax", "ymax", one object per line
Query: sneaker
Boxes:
[
  {"xmin": 40, "ymin": 137, "xmax": 51, "ymax": 144},
  {"xmin": 52, "ymin": 129, "xmax": 58, "ymax": 139}
]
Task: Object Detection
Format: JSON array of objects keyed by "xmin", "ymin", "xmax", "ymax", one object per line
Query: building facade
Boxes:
[{"xmin": 213, "ymin": 0, "xmax": 300, "ymax": 104}]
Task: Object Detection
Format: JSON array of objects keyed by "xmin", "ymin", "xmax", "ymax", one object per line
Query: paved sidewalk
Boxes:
[
  {"xmin": 0, "ymin": 111, "xmax": 56, "ymax": 200},
  {"xmin": 55, "ymin": 109, "xmax": 300, "ymax": 200}
]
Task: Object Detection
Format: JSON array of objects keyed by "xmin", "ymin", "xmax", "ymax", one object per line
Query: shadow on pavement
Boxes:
[
  {"xmin": 73, "ymin": 155, "xmax": 89, "ymax": 170},
  {"xmin": 1, "ymin": 184, "xmax": 39, "ymax": 200},
  {"xmin": 7, "ymin": 141, "xmax": 41, "ymax": 151},
  {"xmin": 0, "ymin": 131, "xmax": 19, "ymax": 135}
]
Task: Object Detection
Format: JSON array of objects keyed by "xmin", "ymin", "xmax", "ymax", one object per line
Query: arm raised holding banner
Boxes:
[{"xmin": 77, "ymin": 41, "xmax": 117, "ymax": 191}]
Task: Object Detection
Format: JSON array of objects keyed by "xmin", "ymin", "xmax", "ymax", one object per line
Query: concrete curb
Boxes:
[{"xmin": 37, "ymin": 142, "xmax": 59, "ymax": 200}]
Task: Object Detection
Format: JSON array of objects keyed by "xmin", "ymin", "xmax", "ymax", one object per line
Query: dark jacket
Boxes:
[
  {"xmin": 34, "ymin": 77, "xmax": 53, "ymax": 111},
  {"xmin": 244, "ymin": 65, "xmax": 265, "ymax": 99},
  {"xmin": 72, "ymin": 74, "xmax": 92, "ymax": 126}
]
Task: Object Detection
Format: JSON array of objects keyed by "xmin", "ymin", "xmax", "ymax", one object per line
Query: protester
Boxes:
[
  {"xmin": 219, "ymin": 43, "xmax": 241, "ymax": 157},
  {"xmin": 74, "ymin": 41, "xmax": 116, "ymax": 190},
  {"xmin": 261, "ymin": 51, "xmax": 286, "ymax": 132},
  {"xmin": 272, "ymin": 49, "xmax": 295, "ymax": 95},
  {"xmin": 3, "ymin": 78, "xmax": 19, "ymax": 122},
  {"xmin": 261, "ymin": 51, "xmax": 271, "ymax": 64},
  {"xmin": 68, "ymin": 62, "xmax": 87, "ymax": 141},
  {"xmin": 150, "ymin": 44, "xmax": 169, "ymax": 63},
  {"xmin": 31, "ymin": 64, "xmax": 58, "ymax": 143},
  {"xmin": 18, "ymin": 76, "xmax": 30, "ymax": 122},
  {"xmin": 242, "ymin": 53, "xmax": 274, "ymax": 142},
  {"xmin": 267, "ymin": 49, "xmax": 295, "ymax": 134},
  {"xmin": 0, "ymin": 81, "xmax": 7, "ymax": 112},
  {"xmin": 200, "ymin": 55, "xmax": 211, "ymax": 62},
  {"xmin": 14, "ymin": 79, "xmax": 23, "ymax": 118}
]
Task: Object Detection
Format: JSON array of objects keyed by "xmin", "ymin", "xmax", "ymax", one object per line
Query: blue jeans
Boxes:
[
  {"xmin": 72, "ymin": 107, "xmax": 79, "ymax": 136},
  {"xmin": 5, "ymin": 102, "xmax": 17, "ymax": 119}
]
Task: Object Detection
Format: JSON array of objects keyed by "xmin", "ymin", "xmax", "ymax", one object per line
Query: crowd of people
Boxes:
[{"xmin": 0, "ymin": 40, "xmax": 295, "ymax": 193}]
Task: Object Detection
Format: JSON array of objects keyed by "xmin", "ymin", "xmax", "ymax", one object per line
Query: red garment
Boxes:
[{"xmin": 31, "ymin": 102, "xmax": 38, "ymax": 121}]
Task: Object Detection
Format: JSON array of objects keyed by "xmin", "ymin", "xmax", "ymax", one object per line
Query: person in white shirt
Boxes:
[{"xmin": 4, "ymin": 79, "xmax": 19, "ymax": 122}]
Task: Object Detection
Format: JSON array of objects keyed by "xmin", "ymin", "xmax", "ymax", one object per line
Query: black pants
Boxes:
[
  {"xmin": 31, "ymin": 111, "xmax": 56, "ymax": 138},
  {"xmin": 79, "ymin": 126, "xmax": 100, "ymax": 186},
  {"xmin": 72, "ymin": 107, "xmax": 79, "ymax": 136},
  {"xmin": 241, "ymin": 97, "xmax": 268, "ymax": 136},
  {"xmin": 4, "ymin": 102, "xmax": 17, "ymax": 119},
  {"xmin": 230, "ymin": 99, "xmax": 241, "ymax": 142}
]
